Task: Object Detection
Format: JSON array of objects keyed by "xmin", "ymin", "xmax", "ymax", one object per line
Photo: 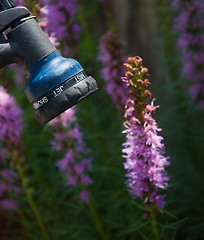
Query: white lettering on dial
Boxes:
[
  {"xmin": 53, "ymin": 86, "xmax": 64, "ymax": 97},
  {"xmin": 33, "ymin": 96, "xmax": 48, "ymax": 109},
  {"xmin": 74, "ymin": 73, "xmax": 85, "ymax": 83}
]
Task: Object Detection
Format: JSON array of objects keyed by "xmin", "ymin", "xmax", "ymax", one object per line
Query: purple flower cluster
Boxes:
[
  {"xmin": 0, "ymin": 86, "xmax": 23, "ymax": 142},
  {"xmin": 39, "ymin": 0, "xmax": 80, "ymax": 56},
  {"xmin": 98, "ymin": 30, "xmax": 127, "ymax": 115},
  {"xmin": 172, "ymin": 0, "xmax": 204, "ymax": 109},
  {"xmin": 0, "ymin": 86, "xmax": 23, "ymax": 211},
  {"xmin": 49, "ymin": 108, "xmax": 93, "ymax": 202},
  {"xmin": 0, "ymin": 150, "xmax": 21, "ymax": 211},
  {"xmin": 122, "ymin": 57, "xmax": 170, "ymax": 209}
]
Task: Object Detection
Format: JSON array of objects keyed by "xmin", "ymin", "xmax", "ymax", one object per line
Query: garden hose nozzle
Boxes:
[{"xmin": 0, "ymin": 0, "xmax": 98, "ymax": 124}]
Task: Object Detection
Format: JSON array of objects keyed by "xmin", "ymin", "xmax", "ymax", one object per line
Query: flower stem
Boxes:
[
  {"xmin": 150, "ymin": 207, "xmax": 160, "ymax": 240},
  {"xmin": 88, "ymin": 198, "xmax": 108, "ymax": 240},
  {"xmin": 17, "ymin": 165, "xmax": 51, "ymax": 240}
]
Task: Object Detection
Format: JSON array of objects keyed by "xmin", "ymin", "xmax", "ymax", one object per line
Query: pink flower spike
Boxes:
[
  {"xmin": 81, "ymin": 175, "xmax": 93, "ymax": 186},
  {"xmin": 0, "ymin": 199, "xmax": 18, "ymax": 211},
  {"xmin": 98, "ymin": 30, "xmax": 127, "ymax": 115},
  {"xmin": 79, "ymin": 191, "xmax": 90, "ymax": 202},
  {"xmin": 122, "ymin": 57, "xmax": 170, "ymax": 210}
]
